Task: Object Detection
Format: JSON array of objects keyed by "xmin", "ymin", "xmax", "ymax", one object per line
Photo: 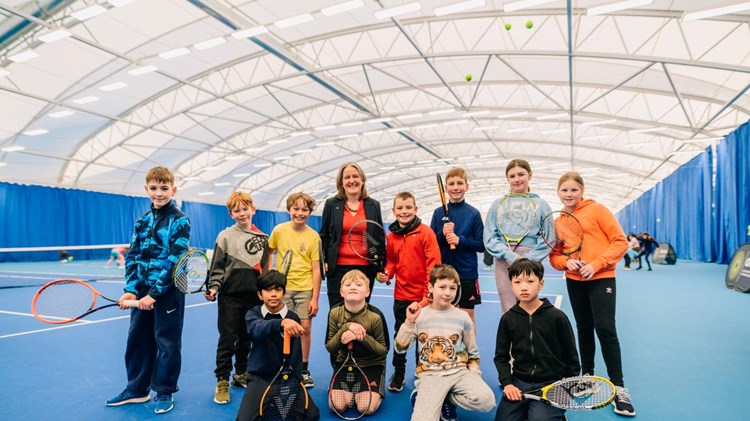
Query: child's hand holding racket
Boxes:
[
  {"xmin": 348, "ymin": 322, "xmax": 366, "ymax": 341},
  {"xmin": 133, "ymin": 294, "xmax": 155, "ymax": 311},
  {"xmin": 503, "ymin": 384, "xmax": 523, "ymax": 401},
  {"xmin": 578, "ymin": 262, "xmax": 596, "ymax": 279},
  {"xmin": 281, "ymin": 318, "xmax": 305, "ymax": 337},
  {"xmin": 376, "ymin": 271, "xmax": 390, "ymax": 284},
  {"xmin": 204, "ymin": 288, "xmax": 217, "ymax": 302},
  {"xmin": 406, "ymin": 302, "xmax": 421, "ymax": 322},
  {"xmin": 118, "ymin": 292, "xmax": 137, "ymax": 309}
]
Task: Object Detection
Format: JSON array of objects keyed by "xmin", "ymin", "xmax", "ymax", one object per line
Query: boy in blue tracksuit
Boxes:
[
  {"xmin": 106, "ymin": 166, "xmax": 191, "ymax": 414},
  {"xmin": 430, "ymin": 167, "xmax": 485, "ymax": 327}
]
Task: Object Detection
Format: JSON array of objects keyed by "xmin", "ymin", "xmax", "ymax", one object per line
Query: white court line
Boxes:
[
  {"xmin": 0, "ymin": 301, "xmax": 216, "ymax": 340},
  {"xmin": 0, "ymin": 269, "xmax": 119, "ymax": 278}
]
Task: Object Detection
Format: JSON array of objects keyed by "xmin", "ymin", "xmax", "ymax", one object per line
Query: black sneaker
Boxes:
[
  {"xmin": 388, "ymin": 373, "xmax": 405, "ymax": 392},
  {"xmin": 300, "ymin": 370, "xmax": 314, "ymax": 389},
  {"xmin": 440, "ymin": 398, "xmax": 458, "ymax": 421},
  {"xmin": 612, "ymin": 386, "xmax": 636, "ymax": 417}
]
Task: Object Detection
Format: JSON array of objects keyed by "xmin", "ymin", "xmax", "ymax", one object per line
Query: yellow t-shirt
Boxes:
[{"xmin": 268, "ymin": 222, "xmax": 321, "ymax": 291}]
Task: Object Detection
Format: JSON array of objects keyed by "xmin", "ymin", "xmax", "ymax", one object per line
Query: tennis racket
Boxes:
[
  {"xmin": 495, "ymin": 193, "xmax": 537, "ymax": 252},
  {"xmin": 173, "ymin": 249, "xmax": 210, "ymax": 294},
  {"xmin": 347, "ymin": 219, "xmax": 389, "ymax": 285},
  {"xmin": 521, "ymin": 375, "xmax": 615, "ymax": 411},
  {"xmin": 260, "ymin": 333, "xmax": 309, "ymax": 421},
  {"xmin": 31, "ymin": 279, "xmax": 137, "ymax": 324},
  {"xmin": 279, "ymin": 249, "xmax": 293, "ymax": 276},
  {"xmin": 329, "ymin": 342, "xmax": 372, "ymax": 420},
  {"xmin": 540, "ymin": 211, "xmax": 585, "ymax": 264},
  {"xmin": 436, "ymin": 173, "xmax": 456, "ymax": 251}
]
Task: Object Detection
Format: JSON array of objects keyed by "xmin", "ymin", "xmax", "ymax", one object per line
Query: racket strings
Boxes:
[
  {"xmin": 497, "ymin": 197, "xmax": 536, "ymax": 238},
  {"xmin": 34, "ymin": 280, "xmax": 96, "ymax": 321},
  {"xmin": 280, "ymin": 251, "xmax": 293, "ymax": 275},
  {"xmin": 541, "ymin": 214, "xmax": 583, "ymax": 253},
  {"xmin": 174, "ymin": 253, "xmax": 208, "ymax": 293},
  {"xmin": 546, "ymin": 377, "xmax": 615, "ymax": 410},
  {"xmin": 262, "ymin": 378, "xmax": 307, "ymax": 421}
]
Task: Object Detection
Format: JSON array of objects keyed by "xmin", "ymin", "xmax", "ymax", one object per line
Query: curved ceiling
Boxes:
[{"xmin": 1, "ymin": 0, "xmax": 747, "ymax": 221}]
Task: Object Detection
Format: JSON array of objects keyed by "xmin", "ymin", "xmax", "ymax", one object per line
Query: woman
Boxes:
[
  {"xmin": 548, "ymin": 171, "xmax": 635, "ymax": 417},
  {"xmin": 319, "ymin": 162, "xmax": 384, "ymax": 308},
  {"xmin": 635, "ymin": 232, "xmax": 658, "ymax": 271},
  {"xmin": 623, "ymin": 233, "xmax": 640, "ymax": 270},
  {"xmin": 483, "ymin": 159, "xmax": 551, "ymax": 314}
]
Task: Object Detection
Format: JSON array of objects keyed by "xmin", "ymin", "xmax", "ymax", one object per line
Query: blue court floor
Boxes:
[{"xmin": 1, "ymin": 259, "xmax": 748, "ymax": 420}]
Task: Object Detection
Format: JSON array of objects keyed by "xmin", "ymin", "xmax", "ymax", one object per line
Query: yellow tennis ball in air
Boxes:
[
  {"xmin": 526, "ymin": 20, "xmax": 534, "ymax": 29},
  {"xmin": 465, "ymin": 74, "xmax": 473, "ymax": 82},
  {"xmin": 504, "ymin": 23, "xmax": 512, "ymax": 31}
]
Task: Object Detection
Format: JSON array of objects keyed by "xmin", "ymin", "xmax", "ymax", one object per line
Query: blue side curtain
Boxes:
[
  {"xmin": 714, "ymin": 121, "xmax": 750, "ymax": 264},
  {"xmin": 617, "ymin": 148, "xmax": 713, "ymax": 262}
]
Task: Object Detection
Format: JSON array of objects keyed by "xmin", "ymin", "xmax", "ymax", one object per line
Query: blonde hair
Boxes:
[
  {"xmin": 145, "ymin": 167, "xmax": 175, "ymax": 185},
  {"xmin": 393, "ymin": 191, "xmax": 416, "ymax": 207},
  {"xmin": 286, "ymin": 192, "xmax": 316, "ymax": 211},
  {"xmin": 557, "ymin": 171, "xmax": 585, "ymax": 190},
  {"xmin": 226, "ymin": 191, "xmax": 254, "ymax": 210},
  {"xmin": 341, "ymin": 269, "xmax": 369, "ymax": 287},
  {"xmin": 445, "ymin": 167, "xmax": 468, "ymax": 182},
  {"xmin": 335, "ymin": 163, "xmax": 369, "ymax": 200}
]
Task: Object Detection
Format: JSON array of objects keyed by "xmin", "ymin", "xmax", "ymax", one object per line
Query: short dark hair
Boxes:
[
  {"xmin": 429, "ymin": 264, "xmax": 460, "ymax": 285},
  {"xmin": 258, "ymin": 270, "xmax": 287, "ymax": 292},
  {"xmin": 508, "ymin": 258, "xmax": 544, "ymax": 281}
]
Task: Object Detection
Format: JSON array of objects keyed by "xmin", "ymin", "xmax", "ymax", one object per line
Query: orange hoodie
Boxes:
[{"xmin": 549, "ymin": 199, "xmax": 628, "ymax": 281}]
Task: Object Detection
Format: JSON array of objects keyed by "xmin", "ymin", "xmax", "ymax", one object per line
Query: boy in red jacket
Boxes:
[{"xmin": 377, "ymin": 191, "xmax": 441, "ymax": 393}]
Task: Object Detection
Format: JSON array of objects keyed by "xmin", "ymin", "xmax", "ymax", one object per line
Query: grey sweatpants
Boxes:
[{"xmin": 411, "ymin": 370, "xmax": 496, "ymax": 421}]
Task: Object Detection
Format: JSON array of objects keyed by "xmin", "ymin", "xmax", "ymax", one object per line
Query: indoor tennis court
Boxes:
[{"xmin": 2, "ymin": 1, "xmax": 750, "ymax": 421}]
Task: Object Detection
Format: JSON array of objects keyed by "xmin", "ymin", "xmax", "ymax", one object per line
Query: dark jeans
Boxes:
[
  {"xmin": 392, "ymin": 299, "xmax": 418, "ymax": 375},
  {"xmin": 496, "ymin": 378, "xmax": 567, "ymax": 421},
  {"xmin": 635, "ymin": 250, "xmax": 652, "ymax": 270},
  {"xmin": 566, "ymin": 277, "xmax": 624, "ymax": 386},
  {"xmin": 215, "ymin": 295, "xmax": 257, "ymax": 379},
  {"xmin": 325, "ymin": 264, "xmax": 377, "ymax": 308},
  {"xmin": 623, "ymin": 253, "xmax": 631, "ymax": 268},
  {"xmin": 125, "ymin": 286, "xmax": 185, "ymax": 395}
]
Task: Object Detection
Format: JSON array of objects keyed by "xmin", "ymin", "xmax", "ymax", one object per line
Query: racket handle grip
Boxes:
[
  {"xmin": 122, "ymin": 300, "xmax": 139, "ymax": 307},
  {"xmin": 449, "ymin": 244, "xmax": 456, "ymax": 250}
]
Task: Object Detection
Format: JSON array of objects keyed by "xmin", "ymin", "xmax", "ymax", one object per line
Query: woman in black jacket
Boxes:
[{"xmin": 319, "ymin": 162, "xmax": 383, "ymax": 308}]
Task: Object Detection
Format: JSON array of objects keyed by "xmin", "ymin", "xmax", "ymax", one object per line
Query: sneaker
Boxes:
[
  {"xmin": 571, "ymin": 379, "xmax": 600, "ymax": 397},
  {"xmin": 154, "ymin": 394, "xmax": 174, "ymax": 414},
  {"xmin": 231, "ymin": 372, "xmax": 248, "ymax": 388},
  {"xmin": 647, "ymin": 268, "xmax": 652, "ymax": 271},
  {"xmin": 388, "ymin": 373, "xmax": 405, "ymax": 392},
  {"xmin": 410, "ymin": 389, "xmax": 418, "ymax": 407},
  {"xmin": 105, "ymin": 389, "xmax": 150, "ymax": 406},
  {"xmin": 301, "ymin": 370, "xmax": 314, "ymax": 388},
  {"xmin": 440, "ymin": 398, "xmax": 458, "ymax": 421},
  {"xmin": 214, "ymin": 379, "xmax": 230, "ymax": 404},
  {"xmin": 612, "ymin": 386, "xmax": 636, "ymax": 417}
]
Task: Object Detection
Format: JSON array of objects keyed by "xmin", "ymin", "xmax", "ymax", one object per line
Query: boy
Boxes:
[
  {"xmin": 204, "ymin": 192, "xmax": 269, "ymax": 404},
  {"xmin": 325, "ymin": 269, "xmax": 389, "ymax": 416},
  {"xmin": 495, "ymin": 258, "xmax": 581, "ymax": 421},
  {"xmin": 429, "ymin": 167, "xmax": 485, "ymax": 328},
  {"xmin": 377, "ymin": 191, "xmax": 441, "ymax": 392},
  {"xmin": 396, "ymin": 264, "xmax": 495, "ymax": 421},
  {"xmin": 236, "ymin": 270, "xmax": 320, "ymax": 421},
  {"xmin": 108, "ymin": 166, "xmax": 190, "ymax": 414},
  {"xmin": 267, "ymin": 192, "xmax": 321, "ymax": 388}
]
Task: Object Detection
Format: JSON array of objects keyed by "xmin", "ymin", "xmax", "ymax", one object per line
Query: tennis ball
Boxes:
[
  {"xmin": 504, "ymin": 23, "xmax": 512, "ymax": 31},
  {"xmin": 526, "ymin": 20, "xmax": 534, "ymax": 29},
  {"xmin": 465, "ymin": 74, "xmax": 473, "ymax": 82}
]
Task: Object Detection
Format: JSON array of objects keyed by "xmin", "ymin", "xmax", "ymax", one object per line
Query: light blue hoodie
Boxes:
[{"xmin": 483, "ymin": 192, "xmax": 552, "ymax": 264}]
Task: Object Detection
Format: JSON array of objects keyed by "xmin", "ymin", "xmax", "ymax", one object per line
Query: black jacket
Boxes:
[
  {"xmin": 495, "ymin": 298, "xmax": 580, "ymax": 386},
  {"xmin": 319, "ymin": 196, "xmax": 383, "ymax": 274}
]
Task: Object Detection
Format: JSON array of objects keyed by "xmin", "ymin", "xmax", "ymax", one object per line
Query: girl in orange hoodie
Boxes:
[{"xmin": 549, "ymin": 171, "xmax": 635, "ymax": 417}]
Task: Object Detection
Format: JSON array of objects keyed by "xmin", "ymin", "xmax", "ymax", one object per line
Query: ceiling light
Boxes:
[
  {"xmin": 99, "ymin": 82, "xmax": 127, "ymax": 91},
  {"xmin": 128, "ymin": 65, "xmax": 158, "ymax": 76},
  {"xmin": 581, "ymin": 119, "xmax": 616, "ymax": 126},
  {"xmin": 587, "ymin": 0, "xmax": 653, "ymax": 17},
  {"xmin": 198, "ymin": 191, "xmax": 215, "ymax": 196},
  {"xmin": 274, "ymin": 155, "xmax": 292, "ymax": 160},
  {"xmin": 38, "ymin": 29, "xmax": 72, "ymax": 43},
  {"xmin": 294, "ymin": 149, "xmax": 313, "ymax": 154},
  {"xmin": 429, "ymin": 109, "xmax": 455, "ymax": 115},
  {"xmin": 479, "ymin": 153, "xmax": 499, "ymax": 158},
  {"xmin": 182, "ymin": 176, "xmax": 200, "ymax": 181},
  {"xmin": 536, "ymin": 112, "xmax": 569, "ymax": 120},
  {"xmin": 290, "ymin": 131, "xmax": 311, "ymax": 137},
  {"xmin": 108, "ymin": 0, "xmax": 137, "ymax": 6},
  {"xmin": 23, "ymin": 129, "xmax": 49, "ymax": 136},
  {"xmin": 339, "ymin": 133, "xmax": 359, "ymax": 138},
  {"xmin": 274, "ymin": 13, "xmax": 314, "ymax": 29},
  {"xmin": 72, "ymin": 96, "xmax": 99, "ymax": 104},
  {"xmin": 375, "ymin": 2, "xmax": 422, "ymax": 19},
  {"xmin": 474, "ymin": 125, "xmax": 499, "ymax": 131},
  {"xmin": 314, "ymin": 125, "xmax": 337, "ymax": 131},
  {"xmin": 388, "ymin": 127, "xmax": 407, "ymax": 132},
  {"xmin": 413, "ymin": 123, "xmax": 437, "ymax": 129},
  {"xmin": 503, "ymin": 0, "xmax": 558, "ymax": 13},
  {"xmin": 507, "ymin": 127, "xmax": 532, "ymax": 133},
  {"xmin": 340, "ymin": 121, "xmax": 363, "ymax": 128},
  {"xmin": 381, "ymin": 166, "xmax": 395, "ymax": 170},
  {"xmin": 368, "ymin": 117, "xmax": 392, "ymax": 123},
  {"xmin": 399, "ymin": 113, "xmax": 423, "ymax": 120},
  {"xmin": 214, "ymin": 182, "xmax": 231, "ymax": 187},
  {"xmin": 231, "ymin": 26, "xmax": 269, "ymax": 38},
  {"xmin": 8, "ymin": 51, "xmax": 39, "ymax": 62},
  {"xmin": 497, "ymin": 111, "xmax": 528, "ymax": 119},
  {"xmin": 434, "ymin": 0, "xmax": 486, "ymax": 16},
  {"xmin": 363, "ymin": 130, "xmax": 384, "ymax": 136},
  {"xmin": 316, "ymin": 141, "xmax": 336, "ymax": 146},
  {"xmin": 159, "ymin": 47, "xmax": 191, "ymax": 59},
  {"xmin": 683, "ymin": 1, "xmax": 750, "ymax": 22},
  {"xmin": 322, "ymin": 0, "xmax": 365, "ymax": 16},
  {"xmin": 443, "ymin": 119, "xmax": 468, "ymax": 126},
  {"xmin": 233, "ymin": 173, "xmax": 250, "ymax": 177},
  {"xmin": 193, "ymin": 37, "xmax": 227, "ymax": 50},
  {"xmin": 49, "ymin": 110, "xmax": 74, "ymax": 118},
  {"xmin": 2, "ymin": 145, "xmax": 25, "ymax": 152},
  {"xmin": 0, "ymin": 69, "xmax": 10, "ymax": 78},
  {"xmin": 71, "ymin": 5, "xmax": 107, "ymax": 21},
  {"xmin": 223, "ymin": 155, "xmax": 244, "ymax": 161},
  {"xmin": 267, "ymin": 138, "xmax": 288, "ymax": 145},
  {"xmin": 0, "ymin": 162, "xmax": 8, "ymax": 167},
  {"xmin": 255, "ymin": 163, "xmax": 272, "ymax": 167},
  {"xmin": 463, "ymin": 110, "xmax": 490, "ymax": 117}
]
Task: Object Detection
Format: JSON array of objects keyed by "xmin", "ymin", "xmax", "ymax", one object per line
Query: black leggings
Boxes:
[
  {"xmin": 635, "ymin": 250, "xmax": 652, "ymax": 270},
  {"xmin": 566, "ymin": 277, "xmax": 624, "ymax": 386}
]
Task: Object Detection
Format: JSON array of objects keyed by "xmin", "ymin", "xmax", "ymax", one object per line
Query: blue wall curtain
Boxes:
[{"xmin": 714, "ymin": 121, "xmax": 750, "ymax": 264}]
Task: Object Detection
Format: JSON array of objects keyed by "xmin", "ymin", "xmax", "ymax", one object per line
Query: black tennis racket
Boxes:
[
  {"xmin": 329, "ymin": 342, "xmax": 372, "ymax": 420},
  {"xmin": 347, "ymin": 219, "xmax": 389, "ymax": 285},
  {"xmin": 31, "ymin": 279, "xmax": 137, "ymax": 324},
  {"xmin": 436, "ymin": 173, "xmax": 456, "ymax": 251},
  {"xmin": 495, "ymin": 193, "xmax": 537, "ymax": 252},
  {"xmin": 260, "ymin": 333, "xmax": 309, "ymax": 421},
  {"xmin": 540, "ymin": 211, "xmax": 585, "ymax": 263},
  {"xmin": 521, "ymin": 375, "xmax": 615, "ymax": 411},
  {"xmin": 173, "ymin": 249, "xmax": 210, "ymax": 294},
  {"xmin": 279, "ymin": 249, "xmax": 293, "ymax": 276}
]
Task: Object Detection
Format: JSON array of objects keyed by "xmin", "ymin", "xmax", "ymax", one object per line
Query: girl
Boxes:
[
  {"xmin": 548, "ymin": 171, "xmax": 635, "ymax": 417},
  {"xmin": 483, "ymin": 159, "xmax": 552, "ymax": 314}
]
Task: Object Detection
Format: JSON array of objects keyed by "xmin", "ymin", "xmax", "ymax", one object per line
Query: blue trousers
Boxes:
[{"xmin": 124, "ymin": 287, "xmax": 185, "ymax": 395}]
